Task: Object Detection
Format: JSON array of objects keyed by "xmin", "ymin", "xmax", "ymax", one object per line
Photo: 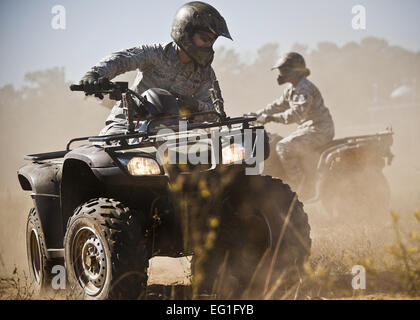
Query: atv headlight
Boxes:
[
  {"xmin": 222, "ymin": 143, "xmax": 245, "ymax": 164},
  {"xmin": 127, "ymin": 157, "xmax": 161, "ymax": 176}
]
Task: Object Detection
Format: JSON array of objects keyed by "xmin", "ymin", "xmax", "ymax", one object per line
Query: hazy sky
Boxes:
[{"xmin": 1, "ymin": 0, "xmax": 419, "ymax": 87}]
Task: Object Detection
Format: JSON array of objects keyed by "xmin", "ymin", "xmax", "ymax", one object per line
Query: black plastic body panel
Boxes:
[
  {"xmin": 17, "ymin": 161, "xmax": 62, "ymax": 194},
  {"xmin": 17, "ymin": 161, "xmax": 63, "ymax": 248},
  {"xmin": 31, "ymin": 194, "xmax": 63, "ymax": 249},
  {"xmin": 24, "ymin": 150, "xmax": 68, "ymax": 161},
  {"xmin": 64, "ymin": 144, "xmax": 115, "ymax": 168},
  {"xmin": 91, "ymin": 167, "xmax": 168, "ymax": 187}
]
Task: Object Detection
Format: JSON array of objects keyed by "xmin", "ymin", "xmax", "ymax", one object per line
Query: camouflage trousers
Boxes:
[
  {"xmin": 98, "ymin": 121, "xmax": 128, "ymax": 136},
  {"xmin": 276, "ymin": 123, "xmax": 334, "ymax": 190}
]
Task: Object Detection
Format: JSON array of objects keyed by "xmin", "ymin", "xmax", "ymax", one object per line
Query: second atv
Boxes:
[{"xmin": 263, "ymin": 130, "xmax": 394, "ymax": 221}]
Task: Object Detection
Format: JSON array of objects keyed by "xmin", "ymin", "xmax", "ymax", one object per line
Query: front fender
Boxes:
[{"xmin": 64, "ymin": 144, "xmax": 115, "ymax": 168}]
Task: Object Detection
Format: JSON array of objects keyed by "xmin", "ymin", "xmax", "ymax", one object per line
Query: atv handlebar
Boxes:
[
  {"xmin": 69, "ymin": 80, "xmax": 258, "ymax": 136},
  {"xmin": 69, "ymin": 84, "xmax": 85, "ymax": 91},
  {"xmin": 70, "ymin": 81, "xmax": 129, "ymax": 92},
  {"xmin": 70, "ymin": 81, "xmax": 131, "ymax": 101}
]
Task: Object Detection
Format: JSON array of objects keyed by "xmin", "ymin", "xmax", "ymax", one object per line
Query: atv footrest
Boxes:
[{"xmin": 47, "ymin": 248, "xmax": 64, "ymax": 259}]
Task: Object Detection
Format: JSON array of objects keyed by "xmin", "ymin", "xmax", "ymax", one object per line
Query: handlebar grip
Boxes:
[{"xmin": 69, "ymin": 84, "xmax": 85, "ymax": 91}]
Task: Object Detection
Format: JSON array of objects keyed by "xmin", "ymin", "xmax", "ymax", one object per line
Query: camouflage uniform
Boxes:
[
  {"xmin": 257, "ymin": 77, "xmax": 335, "ymax": 187},
  {"xmin": 89, "ymin": 42, "xmax": 218, "ymax": 135}
]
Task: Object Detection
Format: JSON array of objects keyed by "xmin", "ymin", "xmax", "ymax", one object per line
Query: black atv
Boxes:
[
  {"xmin": 263, "ymin": 130, "xmax": 394, "ymax": 221},
  {"xmin": 18, "ymin": 81, "xmax": 311, "ymax": 299}
]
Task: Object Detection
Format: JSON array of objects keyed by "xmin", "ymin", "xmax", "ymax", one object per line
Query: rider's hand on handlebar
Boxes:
[
  {"xmin": 257, "ymin": 114, "xmax": 274, "ymax": 125},
  {"xmin": 79, "ymin": 71, "xmax": 110, "ymax": 99},
  {"xmin": 79, "ymin": 71, "xmax": 100, "ymax": 87},
  {"xmin": 244, "ymin": 111, "xmax": 272, "ymax": 124},
  {"xmin": 245, "ymin": 111, "xmax": 258, "ymax": 117}
]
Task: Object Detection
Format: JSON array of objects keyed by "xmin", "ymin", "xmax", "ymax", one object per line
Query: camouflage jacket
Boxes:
[
  {"xmin": 90, "ymin": 42, "xmax": 218, "ymax": 124},
  {"xmin": 258, "ymin": 77, "xmax": 334, "ymax": 131}
]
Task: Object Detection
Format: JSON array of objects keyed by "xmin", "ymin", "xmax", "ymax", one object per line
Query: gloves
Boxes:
[
  {"xmin": 245, "ymin": 111, "xmax": 257, "ymax": 117},
  {"xmin": 257, "ymin": 114, "xmax": 274, "ymax": 124},
  {"xmin": 245, "ymin": 110, "xmax": 273, "ymax": 124},
  {"xmin": 174, "ymin": 94, "xmax": 200, "ymax": 113},
  {"xmin": 79, "ymin": 71, "xmax": 110, "ymax": 100},
  {"xmin": 79, "ymin": 71, "xmax": 100, "ymax": 86},
  {"xmin": 245, "ymin": 111, "xmax": 272, "ymax": 124}
]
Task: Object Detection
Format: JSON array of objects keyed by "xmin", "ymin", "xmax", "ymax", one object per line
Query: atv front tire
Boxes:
[{"xmin": 64, "ymin": 198, "xmax": 149, "ymax": 300}]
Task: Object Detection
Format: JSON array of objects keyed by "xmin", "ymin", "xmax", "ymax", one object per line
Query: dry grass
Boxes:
[
  {"xmin": 0, "ymin": 268, "xmax": 34, "ymax": 300},
  {"xmin": 1, "ymin": 189, "xmax": 420, "ymax": 300},
  {"xmin": 296, "ymin": 206, "xmax": 420, "ymax": 300}
]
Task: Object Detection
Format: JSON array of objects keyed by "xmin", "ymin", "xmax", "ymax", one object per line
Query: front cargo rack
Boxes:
[{"xmin": 23, "ymin": 113, "xmax": 258, "ymax": 161}]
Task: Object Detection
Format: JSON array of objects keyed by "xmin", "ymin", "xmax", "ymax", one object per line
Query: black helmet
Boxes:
[
  {"xmin": 171, "ymin": 1, "xmax": 232, "ymax": 67},
  {"xmin": 271, "ymin": 52, "xmax": 310, "ymax": 85}
]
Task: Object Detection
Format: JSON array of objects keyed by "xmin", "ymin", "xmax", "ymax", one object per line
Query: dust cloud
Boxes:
[{"xmin": 0, "ymin": 37, "xmax": 419, "ymax": 298}]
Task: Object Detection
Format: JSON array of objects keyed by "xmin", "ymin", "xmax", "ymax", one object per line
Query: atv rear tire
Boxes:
[
  {"xmin": 26, "ymin": 208, "xmax": 55, "ymax": 295},
  {"xmin": 64, "ymin": 198, "xmax": 149, "ymax": 300}
]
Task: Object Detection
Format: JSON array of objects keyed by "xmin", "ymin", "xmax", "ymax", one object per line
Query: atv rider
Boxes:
[
  {"xmin": 254, "ymin": 52, "xmax": 335, "ymax": 190},
  {"xmin": 78, "ymin": 1, "xmax": 232, "ymax": 135}
]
